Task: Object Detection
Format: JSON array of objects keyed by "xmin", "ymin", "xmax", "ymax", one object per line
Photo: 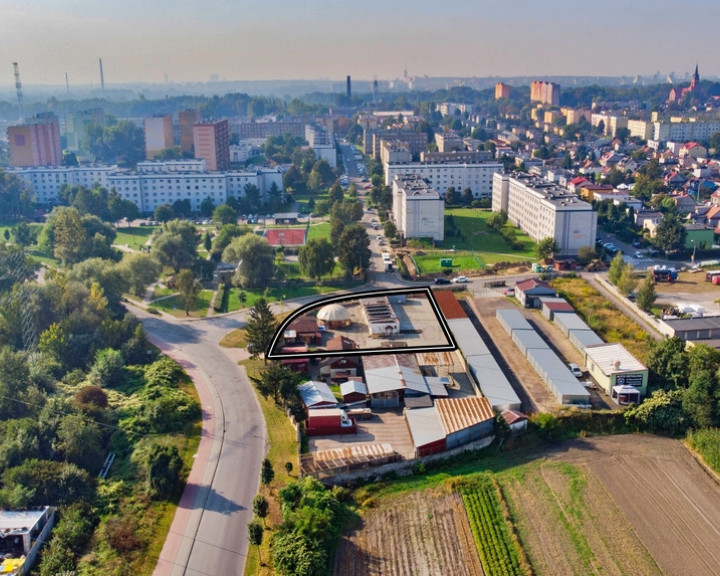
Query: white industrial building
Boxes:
[
  {"xmin": 9, "ymin": 160, "xmax": 283, "ymax": 214},
  {"xmin": 492, "ymin": 172, "xmax": 597, "ymax": 257},
  {"xmin": 391, "ymin": 175, "xmax": 444, "ymax": 242},
  {"xmin": 385, "ymin": 160, "xmax": 503, "ymax": 198}
]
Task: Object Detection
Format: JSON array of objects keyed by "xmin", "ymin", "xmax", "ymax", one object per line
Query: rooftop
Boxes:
[{"xmin": 584, "ymin": 343, "xmax": 647, "ymax": 375}]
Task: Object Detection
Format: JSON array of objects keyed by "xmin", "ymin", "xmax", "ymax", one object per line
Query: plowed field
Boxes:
[{"xmin": 333, "ymin": 490, "xmax": 483, "ymax": 576}]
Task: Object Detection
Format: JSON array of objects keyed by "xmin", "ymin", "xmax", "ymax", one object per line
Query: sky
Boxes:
[{"xmin": 3, "ymin": 0, "xmax": 720, "ymax": 87}]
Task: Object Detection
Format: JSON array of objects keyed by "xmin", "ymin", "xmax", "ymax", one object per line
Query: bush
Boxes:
[{"xmin": 106, "ymin": 517, "xmax": 143, "ymax": 552}]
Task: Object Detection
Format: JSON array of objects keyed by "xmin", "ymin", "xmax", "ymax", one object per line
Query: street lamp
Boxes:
[{"xmin": 691, "ymin": 239, "xmax": 696, "ymax": 266}]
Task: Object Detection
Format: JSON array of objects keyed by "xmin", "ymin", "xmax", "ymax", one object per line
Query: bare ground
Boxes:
[{"xmin": 333, "ymin": 490, "xmax": 483, "ymax": 576}]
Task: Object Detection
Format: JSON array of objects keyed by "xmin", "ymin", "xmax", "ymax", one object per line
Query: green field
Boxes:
[
  {"xmin": 114, "ymin": 226, "xmax": 156, "ymax": 250},
  {"xmin": 151, "ymin": 289, "xmax": 214, "ymax": 317},
  {"xmin": 410, "ymin": 209, "xmax": 535, "ymax": 273},
  {"xmin": 307, "ymin": 222, "xmax": 331, "ymax": 242}
]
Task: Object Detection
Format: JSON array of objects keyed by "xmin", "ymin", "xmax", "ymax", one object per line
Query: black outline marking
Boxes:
[{"xmin": 267, "ymin": 287, "xmax": 457, "ymax": 359}]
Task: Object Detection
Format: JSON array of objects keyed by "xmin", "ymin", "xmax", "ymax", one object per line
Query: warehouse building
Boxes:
[{"xmin": 584, "ymin": 343, "xmax": 648, "ymax": 398}]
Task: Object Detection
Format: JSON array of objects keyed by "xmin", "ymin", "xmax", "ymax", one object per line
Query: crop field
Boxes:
[
  {"xmin": 333, "ymin": 490, "xmax": 483, "ymax": 576},
  {"xmin": 337, "ymin": 435, "xmax": 720, "ymax": 576}
]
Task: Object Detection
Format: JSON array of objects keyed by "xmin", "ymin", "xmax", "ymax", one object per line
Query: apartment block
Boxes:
[
  {"xmin": 8, "ymin": 114, "xmax": 62, "ymax": 167},
  {"xmin": 305, "ymin": 123, "xmax": 337, "ymax": 168},
  {"xmin": 144, "ymin": 115, "xmax": 174, "ymax": 159},
  {"xmin": 364, "ymin": 129, "xmax": 428, "ymax": 157},
  {"xmin": 193, "ymin": 120, "xmax": 230, "ymax": 171},
  {"xmin": 178, "ymin": 109, "xmax": 201, "ymax": 153},
  {"xmin": 8, "ymin": 165, "xmax": 116, "ymax": 203},
  {"xmin": 530, "ymin": 81, "xmax": 560, "ymax": 106},
  {"xmin": 435, "ymin": 131, "xmax": 464, "ymax": 153},
  {"xmin": 492, "ymin": 172, "xmax": 597, "ymax": 257},
  {"xmin": 391, "ymin": 175, "xmax": 444, "ymax": 242},
  {"xmin": 385, "ymin": 160, "xmax": 503, "ymax": 198},
  {"xmin": 495, "ymin": 83, "xmax": 511, "ymax": 100},
  {"xmin": 380, "ymin": 141, "xmax": 412, "ymax": 166}
]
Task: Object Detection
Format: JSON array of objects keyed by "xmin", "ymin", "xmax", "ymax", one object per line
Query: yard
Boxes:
[{"xmin": 113, "ymin": 226, "xmax": 156, "ymax": 250}]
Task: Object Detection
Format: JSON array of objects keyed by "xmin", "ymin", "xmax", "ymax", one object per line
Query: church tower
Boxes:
[{"xmin": 690, "ymin": 63, "xmax": 700, "ymax": 90}]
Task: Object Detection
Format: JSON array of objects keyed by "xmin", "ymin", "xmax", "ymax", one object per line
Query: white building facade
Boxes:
[
  {"xmin": 391, "ymin": 175, "xmax": 444, "ymax": 242},
  {"xmin": 493, "ymin": 172, "xmax": 597, "ymax": 257},
  {"xmin": 385, "ymin": 161, "xmax": 503, "ymax": 198}
]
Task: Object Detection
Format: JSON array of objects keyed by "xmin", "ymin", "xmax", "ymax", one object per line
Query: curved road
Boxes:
[{"xmin": 133, "ymin": 307, "xmax": 266, "ymax": 576}]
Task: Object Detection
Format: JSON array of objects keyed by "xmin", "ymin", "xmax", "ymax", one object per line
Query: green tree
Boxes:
[
  {"xmin": 382, "ymin": 220, "xmax": 398, "ymax": 240},
  {"xmin": 624, "ymin": 388, "xmax": 687, "ymax": 435},
  {"xmin": 243, "ymin": 184, "xmax": 261, "ymax": 210},
  {"xmin": 154, "ymin": 203, "xmax": 174, "ymax": 223},
  {"xmin": 617, "ymin": 263, "xmax": 637, "ymax": 296},
  {"xmin": 329, "ymin": 181, "xmax": 344, "ymax": 204},
  {"xmin": 176, "ymin": 268, "xmax": 199, "ymax": 315},
  {"xmin": 576, "ymin": 245, "xmax": 596, "ymax": 266},
  {"xmin": 607, "ymin": 252, "xmax": 625, "ymax": 285},
  {"xmin": 56, "ymin": 414, "xmax": 103, "ymax": 472},
  {"xmin": 213, "ymin": 204, "xmax": 238, "ymax": 227},
  {"xmin": 203, "ymin": 231, "xmax": 212, "ymax": 252},
  {"xmin": 261, "ymin": 458, "xmax": 275, "ymax": 485},
  {"xmin": 682, "ymin": 370, "xmax": 718, "ymax": 428},
  {"xmin": 653, "ymin": 212, "xmax": 687, "ymax": 254},
  {"xmin": 337, "ymin": 223, "xmax": 371, "ymax": 278},
  {"xmin": 102, "ymin": 120, "xmax": 145, "ymax": 167},
  {"xmin": 89, "ymin": 348, "xmax": 125, "ymax": 388},
  {"xmin": 138, "ymin": 441, "xmax": 183, "ymax": 498},
  {"xmin": 153, "ymin": 220, "xmax": 199, "ymax": 272},
  {"xmin": 635, "ymin": 272, "xmax": 657, "ymax": 312},
  {"xmin": 298, "ymin": 238, "xmax": 335, "ymax": 282},
  {"xmin": 444, "ymin": 187, "xmax": 460, "ymax": 205},
  {"xmin": 253, "ymin": 494, "xmax": 269, "ymax": 525},
  {"xmin": 245, "ymin": 298, "xmax": 277, "ymax": 363},
  {"xmin": 119, "ymin": 252, "xmax": 162, "ymax": 297},
  {"xmin": 536, "ymin": 237, "xmax": 558, "ymax": 261},
  {"xmin": 223, "ymin": 234, "xmax": 275, "ymax": 290},
  {"xmin": 200, "ymin": 196, "xmax": 216, "ymax": 217},
  {"xmin": 248, "ymin": 520, "xmax": 264, "ymax": 565},
  {"xmin": 52, "ymin": 207, "xmax": 86, "ymax": 265},
  {"xmin": 646, "ymin": 337, "xmax": 689, "ymax": 390},
  {"xmin": 250, "ymin": 362, "xmax": 301, "ymax": 403}
]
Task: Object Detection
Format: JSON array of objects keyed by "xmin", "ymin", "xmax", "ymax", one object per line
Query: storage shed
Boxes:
[
  {"xmin": 555, "ymin": 313, "xmax": 593, "ymax": 337},
  {"xmin": 298, "ymin": 380, "xmax": 338, "ymax": 410},
  {"xmin": 540, "ymin": 297, "xmax": 575, "ymax": 321},
  {"xmin": 436, "ymin": 396, "xmax": 495, "ymax": 449},
  {"xmin": 405, "ymin": 407, "xmax": 447, "ymax": 457},
  {"xmin": 568, "ymin": 329, "xmax": 604, "ymax": 353},
  {"xmin": 584, "ymin": 343, "xmax": 648, "ymax": 397},
  {"xmin": 526, "ymin": 348, "xmax": 591, "ymax": 405},
  {"xmin": 467, "ymin": 355, "xmax": 522, "ymax": 411},
  {"xmin": 512, "ymin": 329, "xmax": 550, "ymax": 357},
  {"xmin": 496, "ymin": 308, "xmax": 532, "ymax": 335},
  {"xmin": 501, "ymin": 409, "xmax": 528, "ymax": 435},
  {"xmin": 515, "ymin": 278, "xmax": 556, "ymax": 308},
  {"xmin": 340, "ymin": 378, "xmax": 367, "ymax": 404}
]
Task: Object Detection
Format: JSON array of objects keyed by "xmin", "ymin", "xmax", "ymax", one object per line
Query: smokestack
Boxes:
[
  {"xmin": 99, "ymin": 58, "xmax": 105, "ymax": 90},
  {"xmin": 346, "ymin": 75, "xmax": 351, "ymax": 99},
  {"xmin": 65, "ymin": 72, "xmax": 70, "ymax": 94}
]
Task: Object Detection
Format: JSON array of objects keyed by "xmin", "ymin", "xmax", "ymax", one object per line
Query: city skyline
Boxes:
[{"xmin": 3, "ymin": 0, "xmax": 720, "ymax": 88}]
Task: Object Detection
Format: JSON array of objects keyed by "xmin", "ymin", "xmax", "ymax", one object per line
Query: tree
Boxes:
[
  {"xmin": 607, "ymin": 252, "xmax": 626, "ymax": 285},
  {"xmin": 139, "ymin": 441, "xmax": 184, "ymax": 498},
  {"xmin": 52, "ymin": 207, "xmax": 86, "ymax": 265},
  {"xmin": 248, "ymin": 520, "xmax": 264, "ymax": 565},
  {"xmin": 250, "ymin": 362, "xmax": 301, "ymax": 403},
  {"xmin": 200, "ymin": 196, "xmax": 216, "ymax": 217},
  {"xmin": 337, "ymin": 223, "xmax": 371, "ymax": 278},
  {"xmin": 329, "ymin": 181, "xmax": 344, "ymax": 204},
  {"xmin": 245, "ymin": 298, "xmax": 277, "ymax": 363},
  {"xmin": 89, "ymin": 348, "xmax": 125, "ymax": 388},
  {"xmin": 624, "ymin": 389, "xmax": 687, "ymax": 435},
  {"xmin": 223, "ymin": 234, "xmax": 275, "ymax": 290},
  {"xmin": 176, "ymin": 269, "xmax": 199, "ymax": 315},
  {"xmin": 285, "ymin": 461, "xmax": 293, "ymax": 475},
  {"xmin": 243, "ymin": 184, "xmax": 261, "ymax": 210},
  {"xmin": 683, "ymin": 369, "xmax": 718, "ymax": 428},
  {"xmin": 617, "ymin": 263, "xmax": 637, "ymax": 296},
  {"xmin": 461, "ymin": 188, "xmax": 474, "ymax": 206},
  {"xmin": 102, "ymin": 120, "xmax": 145, "ymax": 167},
  {"xmin": 261, "ymin": 458, "xmax": 275, "ymax": 485},
  {"xmin": 576, "ymin": 245, "xmax": 596, "ymax": 266},
  {"xmin": 298, "ymin": 238, "xmax": 335, "ymax": 282},
  {"xmin": 646, "ymin": 337, "xmax": 689, "ymax": 390},
  {"xmin": 119, "ymin": 252, "xmax": 162, "ymax": 297},
  {"xmin": 172, "ymin": 199, "xmax": 192, "ymax": 218},
  {"xmin": 444, "ymin": 187, "xmax": 460, "ymax": 206},
  {"xmin": 203, "ymin": 231, "xmax": 212, "ymax": 252},
  {"xmin": 382, "ymin": 220, "xmax": 398, "ymax": 240},
  {"xmin": 12, "ymin": 222, "xmax": 34, "ymax": 248},
  {"xmin": 152, "ymin": 220, "xmax": 199, "ymax": 272},
  {"xmin": 653, "ymin": 213, "xmax": 687, "ymax": 254},
  {"xmin": 56, "ymin": 414, "xmax": 103, "ymax": 472},
  {"xmin": 635, "ymin": 272, "xmax": 657, "ymax": 312},
  {"xmin": 154, "ymin": 204, "xmax": 174, "ymax": 223},
  {"xmin": 213, "ymin": 204, "xmax": 238, "ymax": 227},
  {"xmin": 536, "ymin": 237, "xmax": 558, "ymax": 261},
  {"xmin": 253, "ymin": 494, "xmax": 269, "ymax": 525}
]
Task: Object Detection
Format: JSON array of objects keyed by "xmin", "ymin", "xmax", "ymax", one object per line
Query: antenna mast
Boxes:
[
  {"xmin": 99, "ymin": 58, "xmax": 105, "ymax": 90},
  {"xmin": 13, "ymin": 62, "xmax": 24, "ymax": 123}
]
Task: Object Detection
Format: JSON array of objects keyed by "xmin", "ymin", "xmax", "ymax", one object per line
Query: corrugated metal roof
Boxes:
[
  {"xmin": 496, "ymin": 308, "xmax": 532, "ymax": 331},
  {"xmin": 467, "ymin": 357, "xmax": 521, "ymax": 409},
  {"xmin": 435, "ymin": 396, "xmax": 495, "ymax": 434},
  {"xmin": 298, "ymin": 381, "xmax": 338, "ymax": 407},
  {"xmin": 364, "ymin": 354, "xmax": 428, "ymax": 395},
  {"xmin": 425, "ymin": 377, "xmax": 450, "ymax": 397},
  {"xmin": 569, "ymin": 329, "xmax": 604, "ymax": 349},
  {"xmin": 340, "ymin": 380, "xmax": 367, "ymax": 396},
  {"xmin": 433, "ymin": 290, "xmax": 467, "ymax": 319},
  {"xmin": 406, "ymin": 406, "xmax": 446, "ymax": 448},
  {"xmin": 584, "ymin": 342, "xmax": 647, "ymax": 374},
  {"xmin": 555, "ymin": 313, "xmax": 592, "ymax": 332},
  {"xmin": 512, "ymin": 329, "xmax": 549, "ymax": 351},
  {"xmin": 416, "ymin": 351, "xmax": 455, "ymax": 366},
  {"xmin": 501, "ymin": 409, "xmax": 527, "ymax": 425},
  {"xmin": 448, "ymin": 318, "xmax": 491, "ymax": 356}
]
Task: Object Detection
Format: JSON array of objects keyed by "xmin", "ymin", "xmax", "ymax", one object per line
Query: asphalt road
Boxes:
[{"xmin": 133, "ymin": 307, "xmax": 266, "ymax": 576}]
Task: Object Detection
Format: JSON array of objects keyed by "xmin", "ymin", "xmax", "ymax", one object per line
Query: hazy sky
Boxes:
[{"xmin": 3, "ymin": 0, "xmax": 720, "ymax": 86}]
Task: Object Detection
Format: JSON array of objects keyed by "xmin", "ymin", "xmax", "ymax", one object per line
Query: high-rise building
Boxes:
[
  {"xmin": 346, "ymin": 75, "xmax": 351, "ymax": 99},
  {"xmin": 530, "ymin": 81, "xmax": 560, "ymax": 106},
  {"xmin": 8, "ymin": 113, "xmax": 62, "ymax": 167},
  {"xmin": 193, "ymin": 120, "xmax": 230, "ymax": 171},
  {"xmin": 178, "ymin": 109, "xmax": 200, "ymax": 153},
  {"xmin": 495, "ymin": 83, "xmax": 511, "ymax": 100},
  {"xmin": 144, "ymin": 114, "xmax": 173, "ymax": 159},
  {"xmin": 64, "ymin": 108, "xmax": 106, "ymax": 153}
]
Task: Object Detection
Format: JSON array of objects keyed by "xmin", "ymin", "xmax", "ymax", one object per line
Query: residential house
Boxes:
[
  {"xmin": 318, "ymin": 356, "xmax": 360, "ymax": 381},
  {"xmin": 680, "ymin": 142, "xmax": 708, "ymax": 159},
  {"xmin": 515, "ymin": 278, "xmax": 557, "ymax": 309}
]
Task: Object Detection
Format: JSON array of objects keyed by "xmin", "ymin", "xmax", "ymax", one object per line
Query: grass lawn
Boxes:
[
  {"xmin": 241, "ymin": 357, "xmax": 299, "ymax": 576},
  {"xmin": 114, "ymin": 226, "xmax": 155, "ymax": 250},
  {"xmin": 151, "ymin": 289, "xmax": 213, "ymax": 317},
  {"xmin": 307, "ymin": 222, "xmax": 331, "ymax": 242},
  {"xmin": 414, "ymin": 250, "xmax": 532, "ymax": 274},
  {"xmin": 27, "ymin": 246, "xmax": 59, "ymax": 268}
]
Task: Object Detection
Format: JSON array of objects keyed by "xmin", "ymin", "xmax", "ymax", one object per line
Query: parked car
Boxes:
[
  {"xmin": 452, "ymin": 276, "xmax": 469, "ymax": 283},
  {"xmin": 434, "ymin": 277, "xmax": 451, "ymax": 285},
  {"xmin": 634, "ymin": 251, "xmax": 644, "ymax": 259},
  {"xmin": 568, "ymin": 363, "xmax": 583, "ymax": 377},
  {"xmin": 503, "ymin": 288, "xmax": 515, "ymax": 296}
]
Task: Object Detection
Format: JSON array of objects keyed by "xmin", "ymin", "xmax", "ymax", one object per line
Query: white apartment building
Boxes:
[
  {"xmin": 627, "ymin": 119, "xmax": 653, "ymax": 140},
  {"xmin": 10, "ymin": 160, "xmax": 283, "ymax": 214},
  {"xmin": 391, "ymin": 175, "xmax": 444, "ymax": 242},
  {"xmin": 652, "ymin": 118, "xmax": 720, "ymax": 142},
  {"xmin": 385, "ymin": 161, "xmax": 503, "ymax": 198},
  {"xmin": 492, "ymin": 172, "xmax": 596, "ymax": 257},
  {"xmin": 8, "ymin": 165, "xmax": 117, "ymax": 203}
]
